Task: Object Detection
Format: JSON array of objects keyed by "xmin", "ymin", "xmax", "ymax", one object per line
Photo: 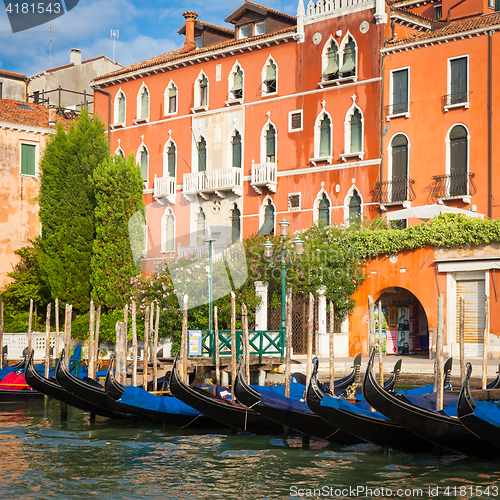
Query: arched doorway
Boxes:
[{"xmin": 376, "ymin": 287, "xmax": 429, "ymax": 356}]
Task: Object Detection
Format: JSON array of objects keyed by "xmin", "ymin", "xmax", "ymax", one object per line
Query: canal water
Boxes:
[{"xmin": 1, "ymin": 401, "xmax": 499, "ymax": 500}]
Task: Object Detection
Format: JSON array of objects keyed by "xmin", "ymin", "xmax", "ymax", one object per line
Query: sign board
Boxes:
[{"xmin": 188, "ymin": 330, "xmax": 202, "ymax": 356}]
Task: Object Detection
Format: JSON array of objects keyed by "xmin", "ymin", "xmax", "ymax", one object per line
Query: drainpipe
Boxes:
[
  {"xmin": 488, "ymin": 30, "xmax": 493, "ymax": 218},
  {"xmin": 379, "ymin": 17, "xmax": 396, "ymax": 209},
  {"xmin": 94, "ymin": 87, "xmax": 111, "ymax": 146}
]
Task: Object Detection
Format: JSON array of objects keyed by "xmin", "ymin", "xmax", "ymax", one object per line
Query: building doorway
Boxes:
[{"xmin": 376, "ymin": 287, "xmax": 429, "ymax": 355}]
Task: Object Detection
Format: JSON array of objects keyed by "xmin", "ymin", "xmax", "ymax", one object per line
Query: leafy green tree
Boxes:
[
  {"xmin": 91, "ymin": 154, "xmax": 144, "ymax": 309},
  {"xmin": 38, "ymin": 109, "xmax": 108, "ymax": 312}
]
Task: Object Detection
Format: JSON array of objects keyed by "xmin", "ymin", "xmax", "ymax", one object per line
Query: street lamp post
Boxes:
[{"xmin": 263, "ymin": 218, "xmax": 304, "ymax": 332}]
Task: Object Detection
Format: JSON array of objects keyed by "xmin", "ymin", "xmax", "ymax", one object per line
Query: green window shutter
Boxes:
[
  {"xmin": 349, "ymin": 191, "xmax": 362, "ymax": 220},
  {"xmin": 266, "ymin": 125, "xmax": 276, "ymax": 159},
  {"xmin": 322, "ymin": 44, "xmax": 339, "ymax": 79},
  {"xmin": 0, "ymin": 82, "xmax": 2, "ymax": 99},
  {"xmin": 169, "ymin": 86, "xmax": 177, "ymax": 98},
  {"xmin": 231, "ymin": 68, "xmax": 243, "ymax": 93},
  {"xmin": 200, "ymin": 76, "xmax": 208, "ymax": 106},
  {"xmin": 118, "ymin": 94, "xmax": 125, "ymax": 122},
  {"xmin": 350, "ymin": 109, "xmax": 362, "ymax": 153},
  {"xmin": 141, "ymin": 89, "xmax": 149, "ymax": 118},
  {"xmin": 340, "ymin": 39, "xmax": 356, "ymax": 75},
  {"xmin": 169, "ymin": 86, "xmax": 177, "ymax": 113},
  {"xmin": 198, "ymin": 138, "xmax": 206, "ymax": 171},
  {"xmin": 258, "ymin": 201, "xmax": 275, "ymax": 235},
  {"xmin": 450, "ymin": 126, "xmax": 468, "ymax": 175},
  {"xmin": 451, "ymin": 58, "xmax": 467, "ymax": 96},
  {"xmin": 166, "ymin": 214, "xmax": 175, "ymax": 252},
  {"xmin": 391, "ymin": 135, "xmax": 408, "ymax": 181},
  {"xmin": 265, "ymin": 61, "xmax": 277, "ymax": 92},
  {"xmin": 168, "ymin": 144, "xmax": 176, "ymax": 177},
  {"xmin": 197, "ymin": 209, "xmax": 206, "ymax": 245},
  {"xmin": 21, "ymin": 144, "xmax": 36, "ymax": 176},
  {"xmin": 140, "ymin": 150, "xmax": 148, "ymax": 182},
  {"xmin": 318, "ymin": 194, "xmax": 330, "ymax": 226},
  {"xmin": 232, "ymin": 132, "xmax": 242, "ymax": 168},
  {"xmin": 319, "ymin": 115, "xmax": 331, "ymax": 157},
  {"xmin": 231, "ymin": 206, "xmax": 241, "ymax": 243},
  {"xmin": 392, "ymin": 69, "xmax": 408, "ymax": 113}
]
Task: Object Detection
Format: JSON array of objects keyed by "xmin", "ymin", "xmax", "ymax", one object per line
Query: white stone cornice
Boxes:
[{"xmin": 0, "ymin": 121, "xmax": 52, "ymax": 135}]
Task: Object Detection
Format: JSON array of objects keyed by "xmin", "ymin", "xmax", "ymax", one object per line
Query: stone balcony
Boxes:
[
  {"xmin": 183, "ymin": 167, "xmax": 242, "ymax": 200},
  {"xmin": 153, "ymin": 175, "xmax": 176, "ymax": 204},
  {"xmin": 251, "ymin": 161, "xmax": 277, "ymax": 195}
]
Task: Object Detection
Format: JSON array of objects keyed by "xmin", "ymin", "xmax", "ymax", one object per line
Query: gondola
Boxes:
[
  {"xmin": 56, "ymin": 350, "xmax": 141, "ymax": 420},
  {"xmin": 457, "ymin": 363, "xmax": 500, "ymax": 450},
  {"xmin": 306, "ymin": 355, "xmax": 436, "ymax": 451},
  {"xmin": 104, "ymin": 357, "xmax": 224, "ymax": 429},
  {"xmin": 234, "ymin": 359, "xmax": 361, "ymax": 444},
  {"xmin": 25, "ymin": 349, "xmax": 119, "ymax": 417},
  {"xmin": 170, "ymin": 355, "xmax": 284, "ymax": 434},
  {"xmin": 363, "ymin": 347, "xmax": 498, "ymax": 456}
]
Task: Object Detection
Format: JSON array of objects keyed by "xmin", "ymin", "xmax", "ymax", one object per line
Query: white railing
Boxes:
[
  {"xmin": 306, "ymin": 0, "xmax": 372, "ymax": 16},
  {"xmin": 177, "ymin": 243, "xmax": 230, "ymax": 262},
  {"xmin": 183, "ymin": 167, "xmax": 242, "ymax": 195},
  {"xmin": 2, "ymin": 333, "xmax": 56, "ymax": 360},
  {"xmin": 251, "ymin": 162, "xmax": 277, "ymax": 194},
  {"xmin": 154, "ymin": 175, "xmax": 176, "ymax": 200}
]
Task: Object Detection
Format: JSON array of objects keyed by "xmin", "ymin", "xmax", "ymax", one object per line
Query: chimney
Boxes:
[
  {"xmin": 183, "ymin": 11, "xmax": 198, "ymax": 53},
  {"xmin": 48, "ymin": 108, "xmax": 56, "ymax": 127},
  {"xmin": 70, "ymin": 48, "xmax": 82, "ymax": 65}
]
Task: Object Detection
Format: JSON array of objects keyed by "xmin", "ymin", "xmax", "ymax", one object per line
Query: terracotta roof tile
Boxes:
[
  {"xmin": 178, "ymin": 20, "xmax": 234, "ymax": 34},
  {"xmin": 94, "ymin": 26, "xmax": 296, "ymax": 83},
  {"xmin": 387, "ymin": 12, "xmax": 500, "ymax": 46},
  {"xmin": 0, "ymin": 99, "xmax": 70, "ymax": 129},
  {"xmin": 0, "ymin": 69, "xmax": 27, "ymax": 81},
  {"xmin": 244, "ymin": 1, "xmax": 296, "ymax": 20}
]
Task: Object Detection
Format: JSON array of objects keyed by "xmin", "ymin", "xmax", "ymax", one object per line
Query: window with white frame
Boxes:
[
  {"xmin": 194, "ymin": 73, "xmax": 209, "ymax": 109},
  {"xmin": 231, "ymin": 204, "xmax": 241, "ymax": 243},
  {"xmin": 447, "ymin": 56, "xmax": 468, "ymax": 107},
  {"xmin": 161, "ymin": 208, "xmax": 175, "ymax": 253},
  {"xmin": 322, "ymin": 37, "xmax": 339, "ymax": 82},
  {"xmin": 114, "ymin": 90, "xmax": 126, "ymax": 124},
  {"xmin": 312, "ymin": 110, "xmax": 332, "ymax": 162},
  {"xmin": 136, "ymin": 84, "xmax": 149, "ymax": 121},
  {"xmin": 448, "ymin": 124, "xmax": 469, "ymax": 197},
  {"xmin": 164, "ymin": 141, "xmax": 176, "ymax": 178},
  {"xmin": 196, "ymin": 208, "xmax": 206, "ymax": 246},
  {"xmin": 389, "ymin": 68, "xmax": 409, "ymax": 116},
  {"xmin": 289, "ymin": 110, "xmax": 302, "ymax": 132},
  {"xmin": 262, "ymin": 58, "xmax": 277, "ymax": 95},
  {"xmin": 257, "ymin": 198, "xmax": 275, "ymax": 236},
  {"xmin": 390, "ymin": 134, "xmax": 409, "ymax": 202},
  {"xmin": 262, "ymin": 123, "xmax": 276, "ymax": 163},
  {"xmin": 229, "ymin": 65, "xmax": 243, "ymax": 101},
  {"xmin": 239, "ymin": 25, "xmax": 249, "ymax": 40},
  {"xmin": 339, "ymin": 35, "xmax": 357, "ymax": 78},
  {"xmin": 343, "ymin": 103, "xmax": 363, "ymax": 159},
  {"xmin": 318, "ymin": 193, "xmax": 330, "ymax": 226},
  {"xmin": 165, "ymin": 82, "xmax": 177, "ymax": 115},
  {"xmin": 20, "ymin": 143, "xmax": 37, "ymax": 176},
  {"xmin": 348, "ymin": 189, "xmax": 362, "ymax": 222},
  {"xmin": 254, "ymin": 21, "xmax": 265, "ymax": 36},
  {"xmin": 197, "ymin": 137, "xmax": 207, "ymax": 172},
  {"xmin": 137, "ymin": 144, "xmax": 149, "ymax": 184},
  {"xmin": 232, "ymin": 131, "xmax": 242, "ymax": 168}
]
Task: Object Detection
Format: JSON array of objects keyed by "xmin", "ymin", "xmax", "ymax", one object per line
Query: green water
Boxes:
[{"xmin": 0, "ymin": 402, "xmax": 499, "ymax": 500}]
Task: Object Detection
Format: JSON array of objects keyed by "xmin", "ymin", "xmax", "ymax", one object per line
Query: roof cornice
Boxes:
[{"xmin": 0, "ymin": 122, "xmax": 54, "ymax": 135}]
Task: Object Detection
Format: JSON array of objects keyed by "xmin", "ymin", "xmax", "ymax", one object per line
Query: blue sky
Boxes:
[{"xmin": 0, "ymin": 0, "xmax": 297, "ymax": 76}]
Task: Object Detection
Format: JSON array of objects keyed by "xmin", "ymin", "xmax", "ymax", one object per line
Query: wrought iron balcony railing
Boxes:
[
  {"xmin": 431, "ymin": 172, "xmax": 476, "ymax": 200},
  {"xmin": 374, "ymin": 178, "xmax": 416, "ymax": 205},
  {"xmin": 385, "ymin": 101, "xmax": 410, "ymax": 117},
  {"xmin": 443, "ymin": 91, "xmax": 471, "ymax": 108}
]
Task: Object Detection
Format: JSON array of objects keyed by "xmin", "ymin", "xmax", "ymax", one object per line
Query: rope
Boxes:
[{"xmin": 179, "ymin": 414, "xmax": 201, "ymax": 429}]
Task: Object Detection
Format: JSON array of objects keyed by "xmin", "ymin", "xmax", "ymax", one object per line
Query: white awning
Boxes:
[{"xmin": 385, "ymin": 204, "xmax": 485, "ymax": 221}]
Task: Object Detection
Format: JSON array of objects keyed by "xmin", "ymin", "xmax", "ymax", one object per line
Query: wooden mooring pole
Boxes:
[
  {"xmin": 88, "ymin": 301, "xmax": 95, "ymax": 380},
  {"xmin": 214, "ymin": 306, "xmax": 220, "ymax": 386},
  {"xmin": 284, "ymin": 292, "xmax": 292, "ymax": 398},
  {"xmin": 95, "ymin": 305, "xmax": 101, "ymax": 370},
  {"xmin": 242, "ymin": 303, "xmax": 249, "ymax": 383},
  {"xmin": 54, "ymin": 299, "xmax": 59, "ymax": 366},
  {"xmin": 0, "ymin": 301, "xmax": 4, "ymax": 370},
  {"xmin": 115, "ymin": 322, "xmax": 127, "ymax": 385},
  {"xmin": 181, "ymin": 295, "xmax": 188, "ymax": 384},
  {"xmin": 329, "ymin": 301, "xmax": 335, "ymax": 393},
  {"xmin": 306, "ymin": 293, "xmax": 314, "ymax": 388},
  {"xmin": 142, "ymin": 305, "xmax": 150, "ymax": 391},
  {"xmin": 44, "ymin": 303, "xmax": 51, "ymax": 379},
  {"xmin": 482, "ymin": 296, "xmax": 490, "ymax": 390},
  {"xmin": 230, "ymin": 292, "xmax": 236, "ymax": 395},
  {"xmin": 64, "ymin": 304, "xmax": 72, "ymax": 368},
  {"xmin": 28, "ymin": 298, "xmax": 33, "ymax": 354},
  {"xmin": 131, "ymin": 301, "xmax": 138, "ymax": 387},
  {"xmin": 368, "ymin": 296, "xmax": 375, "ymax": 352},
  {"xmin": 435, "ymin": 293, "xmax": 445, "ymax": 412},
  {"xmin": 153, "ymin": 304, "xmax": 160, "ymax": 391},
  {"xmin": 378, "ymin": 300, "xmax": 384, "ymax": 386}
]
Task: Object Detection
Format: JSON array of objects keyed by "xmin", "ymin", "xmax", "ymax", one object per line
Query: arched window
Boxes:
[
  {"xmin": 318, "ymin": 193, "xmax": 330, "ymax": 226},
  {"xmin": 449, "ymin": 125, "xmax": 468, "ymax": 196},
  {"xmin": 391, "ymin": 134, "xmax": 409, "ymax": 202},
  {"xmin": 229, "ymin": 67, "xmax": 243, "ymax": 100},
  {"xmin": 138, "ymin": 146, "xmax": 148, "ymax": 183},
  {"xmin": 200, "ymin": 75, "xmax": 208, "ymax": 106},
  {"xmin": 161, "ymin": 209, "xmax": 175, "ymax": 253},
  {"xmin": 167, "ymin": 143, "xmax": 176, "ymax": 178},
  {"xmin": 349, "ymin": 190, "xmax": 362, "ymax": 221},
  {"xmin": 196, "ymin": 208, "xmax": 206, "ymax": 246},
  {"xmin": 198, "ymin": 137, "xmax": 207, "ymax": 172},
  {"xmin": 231, "ymin": 204, "xmax": 241, "ymax": 243},
  {"xmin": 319, "ymin": 114, "xmax": 331, "ymax": 157},
  {"xmin": 115, "ymin": 91, "xmax": 125, "ymax": 123},
  {"xmin": 340, "ymin": 36, "xmax": 356, "ymax": 77},
  {"xmin": 167, "ymin": 83, "xmax": 177, "ymax": 114},
  {"xmin": 258, "ymin": 199, "xmax": 275, "ymax": 236},
  {"xmin": 232, "ymin": 131, "xmax": 242, "ymax": 168},
  {"xmin": 266, "ymin": 125, "xmax": 276, "ymax": 162},
  {"xmin": 263, "ymin": 59, "xmax": 277, "ymax": 94},
  {"xmin": 138, "ymin": 86, "xmax": 149, "ymax": 120},
  {"xmin": 350, "ymin": 109, "xmax": 362, "ymax": 153},
  {"xmin": 322, "ymin": 41, "xmax": 339, "ymax": 81}
]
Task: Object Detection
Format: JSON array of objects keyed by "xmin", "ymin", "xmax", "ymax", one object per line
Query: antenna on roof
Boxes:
[
  {"xmin": 49, "ymin": 27, "xmax": 52, "ymax": 69},
  {"xmin": 111, "ymin": 29, "xmax": 119, "ymax": 62}
]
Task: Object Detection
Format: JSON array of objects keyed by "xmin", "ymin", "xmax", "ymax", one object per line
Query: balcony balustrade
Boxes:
[
  {"xmin": 251, "ymin": 161, "xmax": 277, "ymax": 195},
  {"xmin": 183, "ymin": 167, "xmax": 242, "ymax": 200},
  {"xmin": 431, "ymin": 172, "xmax": 476, "ymax": 203},
  {"xmin": 153, "ymin": 174, "xmax": 176, "ymax": 204},
  {"xmin": 374, "ymin": 178, "xmax": 415, "ymax": 209}
]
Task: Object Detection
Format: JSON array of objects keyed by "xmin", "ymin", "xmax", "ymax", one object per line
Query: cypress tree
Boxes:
[
  {"xmin": 38, "ymin": 110, "xmax": 108, "ymax": 312},
  {"xmin": 91, "ymin": 154, "xmax": 144, "ymax": 309}
]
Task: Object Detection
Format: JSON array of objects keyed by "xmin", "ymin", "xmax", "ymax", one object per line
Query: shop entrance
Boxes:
[{"xmin": 375, "ymin": 287, "xmax": 429, "ymax": 356}]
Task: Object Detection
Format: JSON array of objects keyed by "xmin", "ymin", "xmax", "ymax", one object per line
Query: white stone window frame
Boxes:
[
  {"xmin": 195, "ymin": 135, "xmax": 208, "ymax": 173},
  {"xmin": 254, "ymin": 21, "xmax": 265, "ymax": 36},
  {"xmin": 387, "ymin": 132, "xmax": 411, "ymax": 204},
  {"xmin": 445, "ymin": 54, "xmax": 470, "ymax": 111},
  {"xmin": 228, "ymin": 127, "xmax": 244, "ymax": 170},
  {"xmin": 320, "ymin": 35, "xmax": 340, "ymax": 82},
  {"xmin": 226, "ymin": 61, "xmax": 244, "ymax": 105},
  {"xmin": 288, "ymin": 192, "xmax": 302, "ymax": 212},
  {"xmin": 310, "ymin": 107, "xmax": 333, "ymax": 166},
  {"xmin": 135, "ymin": 83, "xmax": 150, "ymax": 124},
  {"xmin": 161, "ymin": 207, "xmax": 176, "ymax": 254},
  {"xmin": 343, "ymin": 184, "xmax": 364, "ymax": 224},
  {"xmin": 163, "ymin": 137, "xmax": 177, "ymax": 179},
  {"xmin": 192, "ymin": 70, "xmax": 209, "ymax": 112},
  {"xmin": 259, "ymin": 194, "xmax": 276, "ymax": 235},
  {"xmin": 114, "ymin": 145, "xmax": 125, "ymax": 158},
  {"xmin": 341, "ymin": 99, "xmax": 364, "ymax": 161},
  {"xmin": 136, "ymin": 141, "xmax": 149, "ymax": 188},
  {"xmin": 164, "ymin": 80, "xmax": 178, "ymax": 116},
  {"xmin": 260, "ymin": 118, "xmax": 278, "ymax": 164},
  {"xmin": 313, "ymin": 188, "xmax": 332, "ymax": 225},
  {"xmin": 338, "ymin": 32, "xmax": 358, "ymax": 80},
  {"xmin": 288, "ymin": 109, "xmax": 303, "ymax": 132},
  {"xmin": 112, "ymin": 88, "xmax": 126, "ymax": 127},
  {"xmin": 445, "ymin": 122, "xmax": 471, "ymax": 201},
  {"xmin": 387, "ymin": 66, "xmax": 410, "ymax": 121},
  {"xmin": 261, "ymin": 55, "xmax": 278, "ymax": 97},
  {"xmin": 19, "ymin": 140, "xmax": 39, "ymax": 177}
]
